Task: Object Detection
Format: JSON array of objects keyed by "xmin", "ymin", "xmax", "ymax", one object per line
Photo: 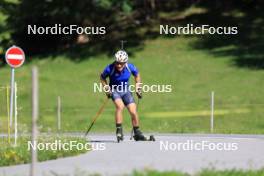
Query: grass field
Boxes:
[
  {"xmin": 132, "ymin": 169, "xmax": 264, "ymax": 176},
  {"xmin": 0, "ymin": 135, "xmax": 87, "ymax": 166},
  {"xmin": 0, "ymin": 36, "xmax": 264, "ymax": 134}
]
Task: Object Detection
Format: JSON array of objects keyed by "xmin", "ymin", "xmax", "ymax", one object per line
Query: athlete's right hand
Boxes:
[
  {"xmin": 104, "ymin": 85, "xmax": 112, "ymax": 98},
  {"xmin": 106, "ymin": 92, "xmax": 112, "ymax": 98}
]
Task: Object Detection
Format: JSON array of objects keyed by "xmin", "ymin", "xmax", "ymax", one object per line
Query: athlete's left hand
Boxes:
[{"xmin": 136, "ymin": 88, "xmax": 142, "ymax": 99}]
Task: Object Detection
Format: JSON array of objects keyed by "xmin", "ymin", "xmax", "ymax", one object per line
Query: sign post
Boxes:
[
  {"xmin": 9, "ymin": 68, "xmax": 15, "ymax": 127},
  {"xmin": 14, "ymin": 82, "xmax": 18, "ymax": 146},
  {"xmin": 5, "ymin": 45, "xmax": 25, "ymax": 138}
]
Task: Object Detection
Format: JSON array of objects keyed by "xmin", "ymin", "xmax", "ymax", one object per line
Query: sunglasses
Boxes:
[{"xmin": 115, "ymin": 62, "xmax": 126, "ymax": 65}]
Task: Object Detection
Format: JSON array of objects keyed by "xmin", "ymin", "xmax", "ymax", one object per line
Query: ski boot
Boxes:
[
  {"xmin": 133, "ymin": 129, "xmax": 147, "ymax": 141},
  {"xmin": 116, "ymin": 127, "xmax": 124, "ymax": 143}
]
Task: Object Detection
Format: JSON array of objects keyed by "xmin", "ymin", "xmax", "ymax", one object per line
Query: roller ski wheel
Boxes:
[{"xmin": 149, "ymin": 135, "xmax": 155, "ymax": 141}]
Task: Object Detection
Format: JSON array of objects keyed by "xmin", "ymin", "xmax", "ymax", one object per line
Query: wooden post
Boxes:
[
  {"xmin": 210, "ymin": 91, "xmax": 214, "ymax": 133},
  {"xmin": 57, "ymin": 96, "xmax": 61, "ymax": 132},
  {"xmin": 6, "ymin": 86, "xmax": 10, "ymax": 144},
  {"xmin": 31, "ymin": 66, "xmax": 38, "ymax": 176},
  {"xmin": 120, "ymin": 40, "xmax": 127, "ymax": 50}
]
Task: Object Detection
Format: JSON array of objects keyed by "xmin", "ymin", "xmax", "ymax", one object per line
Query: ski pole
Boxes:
[
  {"xmin": 85, "ymin": 98, "xmax": 109, "ymax": 137},
  {"xmin": 130, "ymin": 97, "xmax": 140, "ymax": 140}
]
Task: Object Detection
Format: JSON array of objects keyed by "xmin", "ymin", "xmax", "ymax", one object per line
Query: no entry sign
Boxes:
[
  {"xmin": 5, "ymin": 46, "xmax": 25, "ymax": 68},
  {"xmin": 5, "ymin": 45, "xmax": 25, "ymax": 131}
]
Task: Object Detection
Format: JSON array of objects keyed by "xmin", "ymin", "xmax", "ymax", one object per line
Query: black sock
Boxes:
[{"xmin": 116, "ymin": 123, "xmax": 122, "ymax": 128}]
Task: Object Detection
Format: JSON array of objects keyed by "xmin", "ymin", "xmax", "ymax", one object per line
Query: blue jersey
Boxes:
[{"xmin": 101, "ymin": 62, "xmax": 139, "ymax": 87}]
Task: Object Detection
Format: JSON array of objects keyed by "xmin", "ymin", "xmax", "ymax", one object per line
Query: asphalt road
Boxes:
[{"xmin": 1, "ymin": 134, "xmax": 264, "ymax": 176}]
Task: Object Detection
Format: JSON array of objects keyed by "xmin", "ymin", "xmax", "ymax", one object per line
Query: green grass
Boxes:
[
  {"xmin": 132, "ymin": 169, "xmax": 264, "ymax": 176},
  {"xmin": 0, "ymin": 36, "xmax": 264, "ymax": 134},
  {"xmin": 0, "ymin": 135, "xmax": 88, "ymax": 166}
]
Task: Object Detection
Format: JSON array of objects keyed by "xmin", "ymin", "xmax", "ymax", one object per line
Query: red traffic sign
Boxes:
[{"xmin": 5, "ymin": 46, "xmax": 25, "ymax": 68}]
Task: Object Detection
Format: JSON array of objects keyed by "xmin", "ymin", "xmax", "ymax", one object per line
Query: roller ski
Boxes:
[{"xmin": 132, "ymin": 128, "xmax": 155, "ymax": 142}]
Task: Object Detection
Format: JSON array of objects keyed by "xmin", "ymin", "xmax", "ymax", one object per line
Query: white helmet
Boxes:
[{"xmin": 115, "ymin": 50, "xmax": 128, "ymax": 63}]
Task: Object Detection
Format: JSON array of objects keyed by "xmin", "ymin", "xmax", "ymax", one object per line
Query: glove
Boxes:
[
  {"xmin": 104, "ymin": 85, "xmax": 112, "ymax": 99},
  {"xmin": 136, "ymin": 88, "xmax": 142, "ymax": 99},
  {"xmin": 106, "ymin": 91, "xmax": 112, "ymax": 99}
]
